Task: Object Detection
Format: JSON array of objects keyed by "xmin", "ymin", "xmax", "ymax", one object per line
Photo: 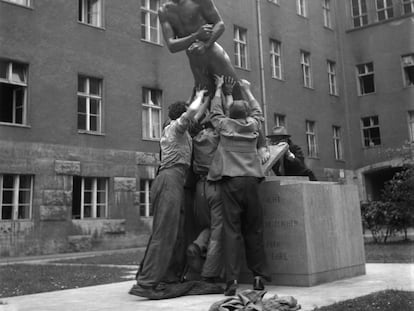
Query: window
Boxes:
[
  {"xmin": 0, "ymin": 59, "xmax": 28, "ymax": 125},
  {"xmin": 2, "ymin": 0, "xmax": 30, "ymax": 6},
  {"xmin": 0, "ymin": 174, "xmax": 32, "ymax": 220},
  {"xmin": 141, "ymin": 0, "xmax": 162, "ymax": 44},
  {"xmin": 301, "ymin": 51, "xmax": 312, "ymax": 88},
  {"xmin": 297, "ymin": 0, "xmax": 307, "ymax": 16},
  {"xmin": 139, "ymin": 179, "xmax": 153, "ymax": 217},
  {"xmin": 351, "ymin": 0, "xmax": 368, "ymax": 27},
  {"xmin": 270, "ymin": 39, "xmax": 282, "ymax": 79},
  {"xmin": 402, "ymin": 0, "xmax": 414, "ymax": 14},
  {"xmin": 72, "ymin": 176, "xmax": 108, "ymax": 219},
  {"xmin": 306, "ymin": 120, "xmax": 318, "ymax": 157},
  {"xmin": 234, "ymin": 26, "xmax": 248, "ymax": 69},
  {"xmin": 402, "ymin": 54, "xmax": 414, "ymax": 87},
  {"xmin": 357, "ymin": 62, "xmax": 375, "ymax": 95},
  {"xmin": 327, "ymin": 60, "xmax": 338, "ymax": 95},
  {"xmin": 408, "ymin": 111, "xmax": 414, "ymax": 142},
  {"xmin": 376, "ymin": 0, "xmax": 394, "ymax": 21},
  {"xmin": 77, "ymin": 76, "xmax": 102, "ymax": 133},
  {"xmin": 323, "ymin": 0, "xmax": 332, "ymax": 28},
  {"xmin": 333, "ymin": 126, "xmax": 343, "ymax": 160},
  {"xmin": 142, "ymin": 88, "xmax": 162, "ymax": 140},
  {"xmin": 361, "ymin": 116, "xmax": 381, "ymax": 147},
  {"xmin": 78, "ymin": 0, "xmax": 103, "ymax": 27},
  {"xmin": 274, "ymin": 113, "xmax": 286, "ymax": 127}
]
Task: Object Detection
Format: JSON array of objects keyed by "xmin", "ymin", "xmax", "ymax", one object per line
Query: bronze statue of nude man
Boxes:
[{"xmin": 159, "ymin": 0, "xmax": 243, "ymax": 99}]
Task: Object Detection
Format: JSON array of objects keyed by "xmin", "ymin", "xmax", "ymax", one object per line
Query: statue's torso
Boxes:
[{"xmin": 164, "ymin": 0, "xmax": 207, "ymax": 37}]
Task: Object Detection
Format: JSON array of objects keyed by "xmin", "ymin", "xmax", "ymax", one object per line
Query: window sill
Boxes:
[
  {"xmin": 307, "ymin": 156, "xmax": 320, "ymax": 160},
  {"xmin": 358, "ymin": 92, "xmax": 376, "ymax": 97},
  {"xmin": 78, "ymin": 130, "xmax": 106, "ymax": 136},
  {"xmin": 78, "ymin": 21, "xmax": 105, "ymax": 31},
  {"xmin": 329, "ymin": 93, "xmax": 339, "ymax": 97},
  {"xmin": 362, "ymin": 145, "xmax": 382, "ymax": 150},
  {"xmin": 271, "ymin": 76, "xmax": 285, "ymax": 82},
  {"xmin": 142, "ymin": 138, "xmax": 161, "ymax": 142},
  {"xmin": 141, "ymin": 39, "xmax": 163, "ymax": 47},
  {"xmin": 303, "ymin": 86, "xmax": 314, "ymax": 90},
  {"xmin": 323, "ymin": 26, "xmax": 334, "ymax": 32},
  {"xmin": 0, "ymin": 122, "xmax": 31, "ymax": 128},
  {"xmin": 0, "ymin": 1, "xmax": 33, "ymax": 9},
  {"xmin": 0, "ymin": 219, "xmax": 32, "ymax": 222},
  {"xmin": 235, "ymin": 66, "xmax": 251, "ymax": 72},
  {"xmin": 267, "ymin": 1, "xmax": 280, "ymax": 7}
]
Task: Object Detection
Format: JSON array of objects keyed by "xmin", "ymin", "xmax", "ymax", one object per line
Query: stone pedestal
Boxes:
[{"xmin": 241, "ymin": 177, "xmax": 366, "ymax": 286}]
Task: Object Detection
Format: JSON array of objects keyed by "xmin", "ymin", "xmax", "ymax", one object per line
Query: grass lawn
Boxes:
[
  {"xmin": 0, "ymin": 264, "xmax": 135, "ymax": 298},
  {"xmin": 51, "ymin": 249, "xmax": 145, "ymax": 266},
  {"xmin": 313, "ymin": 290, "xmax": 414, "ymax": 311},
  {"xmin": 365, "ymin": 240, "xmax": 414, "ymax": 263}
]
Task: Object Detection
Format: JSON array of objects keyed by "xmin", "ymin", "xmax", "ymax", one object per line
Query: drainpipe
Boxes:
[{"xmin": 256, "ymin": 0, "xmax": 268, "ymax": 135}]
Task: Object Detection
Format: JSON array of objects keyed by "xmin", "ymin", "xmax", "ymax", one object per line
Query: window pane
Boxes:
[
  {"xmin": 19, "ymin": 190, "xmax": 31, "ymax": 204},
  {"xmin": 78, "ymin": 76, "xmax": 86, "ymax": 93},
  {"xmin": 0, "ymin": 60, "xmax": 8, "ymax": 79},
  {"xmin": 18, "ymin": 205, "xmax": 30, "ymax": 219},
  {"xmin": 1, "ymin": 206, "xmax": 12, "ymax": 219},
  {"xmin": 11, "ymin": 63, "xmax": 26, "ymax": 83},
  {"xmin": 84, "ymin": 178, "xmax": 92, "ymax": 190},
  {"xmin": 97, "ymin": 178, "xmax": 106, "ymax": 191},
  {"xmin": 89, "ymin": 115, "xmax": 98, "ymax": 131},
  {"xmin": 78, "ymin": 114, "xmax": 86, "ymax": 130},
  {"xmin": 3, "ymin": 175, "xmax": 14, "ymax": 188},
  {"xmin": 90, "ymin": 98, "xmax": 100, "ymax": 114},
  {"xmin": 84, "ymin": 191, "xmax": 92, "ymax": 204},
  {"xmin": 89, "ymin": 78, "xmax": 101, "ymax": 95},
  {"xmin": 84, "ymin": 205, "xmax": 92, "ymax": 218},
  {"xmin": 150, "ymin": 0, "xmax": 158, "ymax": 11},
  {"xmin": 2, "ymin": 190, "xmax": 13, "ymax": 204},
  {"xmin": 97, "ymin": 191, "xmax": 106, "ymax": 204}
]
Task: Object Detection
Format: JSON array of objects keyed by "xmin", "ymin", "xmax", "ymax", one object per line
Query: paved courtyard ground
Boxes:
[{"xmin": 0, "ymin": 263, "xmax": 413, "ymax": 311}]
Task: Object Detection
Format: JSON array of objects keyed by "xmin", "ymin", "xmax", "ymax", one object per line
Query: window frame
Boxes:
[
  {"xmin": 234, "ymin": 26, "xmax": 249, "ymax": 70},
  {"xmin": 72, "ymin": 177, "xmax": 108, "ymax": 219},
  {"xmin": 356, "ymin": 62, "xmax": 375, "ymax": 95},
  {"xmin": 301, "ymin": 51, "xmax": 312, "ymax": 88},
  {"xmin": 322, "ymin": 0, "xmax": 333, "ymax": 28},
  {"xmin": 351, "ymin": 0, "xmax": 368, "ymax": 28},
  {"xmin": 327, "ymin": 60, "xmax": 338, "ymax": 95},
  {"xmin": 297, "ymin": 0, "xmax": 307, "ymax": 17},
  {"xmin": 0, "ymin": 174, "xmax": 33, "ymax": 221},
  {"xmin": 306, "ymin": 120, "xmax": 318, "ymax": 158},
  {"xmin": 376, "ymin": 0, "xmax": 394, "ymax": 21},
  {"xmin": 274, "ymin": 113, "xmax": 286, "ymax": 128},
  {"xmin": 78, "ymin": 0, "xmax": 104, "ymax": 28},
  {"xmin": 408, "ymin": 111, "xmax": 414, "ymax": 142},
  {"xmin": 77, "ymin": 75, "xmax": 103, "ymax": 133},
  {"xmin": 142, "ymin": 87, "xmax": 162, "ymax": 140},
  {"xmin": 0, "ymin": 59, "xmax": 28, "ymax": 126},
  {"xmin": 332, "ymin": 125, "xmax": 343, "ymax": 160},
  {"xmin": 141, "ymin": 0, "xmax": 162, "ymax": 44},
  {"xmin": 1, "ymin": 0, "xmax": 31, "ymax": 7},
  {"xmin": 402, "ymin": 0, "xmax": 414, "ymax": 14},
  {"xmin": 139, "ymin": 178, "xmax": 153, "ymax": 217},
  {"xmin": 361, "ymin": 116, "xmax": 381, "ymax": 148},
  {"xmin": 270, "ymin": 39, "xmax": 282, "ymax": 80},
  {"xmin": 401, "ymin": 54, "xmax": 414, "ymax": 87}
]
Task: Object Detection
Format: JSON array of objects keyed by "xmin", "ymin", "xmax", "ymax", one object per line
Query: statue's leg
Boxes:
[
  {"xmin": 187, "ymin": 52, "xmax": 215, "ymax": 97},
  {"xmin": 207, "ymin": 44, "xmax": 243, "ymax": 100}
]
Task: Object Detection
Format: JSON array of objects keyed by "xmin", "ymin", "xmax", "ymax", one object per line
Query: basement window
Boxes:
[{"xmin": 72, "ymin": 176, "xmax": 108, "ymax": 219}]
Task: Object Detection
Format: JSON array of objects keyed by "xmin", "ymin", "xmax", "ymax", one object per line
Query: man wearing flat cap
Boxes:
[{"xmin": 267, "ymin": 126, "xmax": 317, "ymax": 181}]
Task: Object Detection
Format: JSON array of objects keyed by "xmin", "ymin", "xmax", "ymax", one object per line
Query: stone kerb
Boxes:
[{"xmin": 241, "ymin": 178, "xmax": 366, "ymax": 286}]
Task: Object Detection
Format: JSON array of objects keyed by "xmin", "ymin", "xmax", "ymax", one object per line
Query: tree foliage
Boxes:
[{"xmin": 361, "ymin": 165, "xmax": 414, "ymax": 243}]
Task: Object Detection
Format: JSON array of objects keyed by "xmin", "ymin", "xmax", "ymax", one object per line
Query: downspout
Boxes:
[{"xmin": 256, "ymin": 0, "xmax": 268, "ymax": 135}]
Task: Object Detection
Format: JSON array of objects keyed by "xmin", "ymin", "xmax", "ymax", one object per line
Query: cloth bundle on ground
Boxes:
[
  {"xmin": 209, "ymin": 289, "xmax": 301, "ymax": 311},
  {"xmin": 129, "ymin": 280, "xmax": 224, "ymax": 300}
]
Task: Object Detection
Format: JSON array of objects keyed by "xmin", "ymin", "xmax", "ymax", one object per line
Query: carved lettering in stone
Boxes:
[
  {"xmin": 270, "ymin": 251, "xmax": 288, "ymax": 261},
  {"xmin": 264, "ymin": 219, "xmax": 299, "ymax": 229}
]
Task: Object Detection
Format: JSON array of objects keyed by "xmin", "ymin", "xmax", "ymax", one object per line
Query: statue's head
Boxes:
[
  {"xmin": 168, "ymin": 101, "xmax": 187, "ymax": 120},
  {"xmin": 229, "ymin": 100, "xmax": 248, "ymax": 119}
]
